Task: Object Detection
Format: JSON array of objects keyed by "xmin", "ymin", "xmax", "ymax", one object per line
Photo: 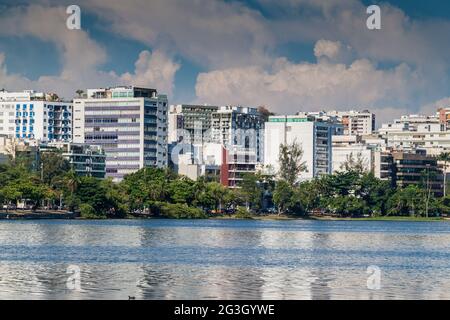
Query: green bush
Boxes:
[
  {"xmin": 234, "ymin": 206, "xmax": 254, "ymax": 219},
  {"xmin": 160, "ymin": 203, "xmax": 207, "ymax": 219},
  {"xmin": 79, "ymin": 203, "xmax": 104, "ymax": 219}
]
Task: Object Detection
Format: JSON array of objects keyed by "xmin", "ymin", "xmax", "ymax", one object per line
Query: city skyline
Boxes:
[{"xmin": 1, "ymin": 1, "xmax": 450, "ymax": 126}]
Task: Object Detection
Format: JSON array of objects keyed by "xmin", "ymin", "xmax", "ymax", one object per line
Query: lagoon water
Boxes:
[{"xmin": 0, "ymin": 219, "xmax": 449, "ymax": 299}]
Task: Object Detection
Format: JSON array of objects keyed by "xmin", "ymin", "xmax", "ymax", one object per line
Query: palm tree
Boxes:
[
  {"xmin": 64, "ymin": 170, "xmax": 80, "ymax": 194},
  {"xmin": 75, "ymin": 89, "xmax": 84, "ymax": 98},
  {"xmin": 438, "ymin": 152, "xmax": 450, "ymax": 197}
]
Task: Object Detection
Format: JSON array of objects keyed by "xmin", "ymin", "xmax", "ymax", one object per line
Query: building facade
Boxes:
[
  {"xmin": 304, "ymin": 110, "xmax": 375, "ymax": 136},
  {"xmin": 73, "ymin": 86, "xmax": 168, "ymax": 182},
  {"xmin": 40, "ymin": 142, "xmax": 106, "ymax": 178},
  {"xmin": 211, "ymin": 106, "xmax": 264, "ymax": 163},
  {"xmin": 0, "ymin": 90, "xmax": 72, "ymax": 142},
  {"xmin": 391, "ymin": 150, "xmax": 444, "ymax": 196},
  {"xmin": 333, "ymin": 110, "xmax": 375, "ymax": 136},
  {"xmin": 381, "ymin": 123, "xmax": 450, "ymax": 154},
  {"xmin": 168, "ymin": 104, "xmax": 218, "ymax": 144},
  {"xmin": 264, "ymin": 115, "xmax": 341, "ymax": 181},
  {"xmin": 0, "ymin": 134, "xmax": 39, "ymax": 168},
  {"xmin": 331, "ymin": 135, "xmax": 373, "ymax": 173}
]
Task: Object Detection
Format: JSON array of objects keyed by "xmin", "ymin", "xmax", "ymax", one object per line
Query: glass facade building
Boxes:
[{"xmin": 73, "ymin": 87, "xmax": 168, "ymax": 182}]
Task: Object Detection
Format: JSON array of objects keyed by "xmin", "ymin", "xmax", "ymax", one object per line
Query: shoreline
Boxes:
[
  {"xmin": 0, "ymin": 211, "xmax": 448, "ymax": 222},
  {"xmin": 214, "ymin": 215, "xmax": 447, "ymax": 222}
]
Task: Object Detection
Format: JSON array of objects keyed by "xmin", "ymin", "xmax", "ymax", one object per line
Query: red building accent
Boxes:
[
  {"xmin": 220, "ymin": 146, "xmax": 229, "ymax": 187},
  {"xmin": 439, "ymin": 108, "xmax": 448, "ymax": 124}
]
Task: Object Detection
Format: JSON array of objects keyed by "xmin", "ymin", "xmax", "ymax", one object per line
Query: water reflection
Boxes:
[{"xmin": 0, "ymin": 219, "xmax": 449, "ymax": 299}]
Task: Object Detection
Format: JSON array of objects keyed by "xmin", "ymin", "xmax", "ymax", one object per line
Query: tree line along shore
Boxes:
[{"xmin": 1, "ymin": 142, "xmax": 450, "ymax": 220}]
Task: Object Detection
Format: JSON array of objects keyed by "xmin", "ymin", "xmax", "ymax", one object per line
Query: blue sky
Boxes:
[{"xmin": 1, "ymin": 0, "xmax": 450, "ymax": 123}]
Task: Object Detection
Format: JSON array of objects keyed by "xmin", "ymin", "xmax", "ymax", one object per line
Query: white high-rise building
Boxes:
[
  {"xmin": 264, "ymin": 115, "xmax": 342, "ymax": 181},
  {"xmin": 0, "ymin": 90, "xmax": 72, "ymax": 142},
  {"xmin": 168, "ymin": 104, "xmax": 218, "ymax": 144},
  {"xmin": 379, "ymin": 113, "xmax": 450, "ymax": 154},
  {"xmin": 211, "ymin": 106, "xmax": 264, "ymax": 163},
  {"xmin": 301, "ymin": 110, "xmax": 375, "ymax": 136},
  {"xmin": 332, "ymin": 135, "xmax": 373, "ymax": 173},
  {"xmin": 378, "ymin": 114, "xmax": 441, "ymax": 135},
  {"xmin": 73, "ymin": 86, "xmax": 168, "ymax": 182},
  {"xmin": 328, "ymin": 110, "xmax": 375, "ymax": 136}
]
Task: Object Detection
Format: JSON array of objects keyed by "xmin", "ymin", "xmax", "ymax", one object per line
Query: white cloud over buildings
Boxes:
[
  {"xmin": 0, "ymin": 4, "xmax": 180, "ymax": 98},
  {"xmin": 195, "ymin": 40, "xmax": 422, "ymax": 124}
]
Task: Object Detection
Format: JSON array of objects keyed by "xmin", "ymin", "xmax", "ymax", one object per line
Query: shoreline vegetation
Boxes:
[
  {"xmin": 0, "ymin": 210, "xmax": 447, "ymax": 222},
  {"xmin": 2, "ymin": 143, "xmax": 450, "ymax": 222}
]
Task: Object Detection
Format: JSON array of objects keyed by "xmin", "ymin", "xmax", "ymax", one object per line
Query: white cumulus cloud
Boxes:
[
  {"xmin": 195, "ymin": 40, "xmax": 423, "ymax": 122},
  {"xmin": 0, "ymin": 5, "xmax": 180, "ymax": 98}
]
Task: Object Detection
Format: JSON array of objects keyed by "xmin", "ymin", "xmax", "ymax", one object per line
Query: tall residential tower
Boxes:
[
  {"xmin": 264, "ymin": 114, "xmax": 342, "ymax": 181},
  {"xmin": 73, "ymin": 86, "xmax": 168, "ymax": 182}
]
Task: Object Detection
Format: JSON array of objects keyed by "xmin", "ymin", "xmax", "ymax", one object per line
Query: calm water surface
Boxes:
[{"xmin": 0, "ymin": 219, "xmax": 449, "ymax": 299}]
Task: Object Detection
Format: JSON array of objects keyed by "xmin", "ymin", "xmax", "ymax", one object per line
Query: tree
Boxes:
[
  {"xmin": 40, "ymin": 151, "xmax": 71, "ymax": 186},
  {"xmin": 357, "ymin": 173, "xmax": 392, "ymax": 216},
  {"xmin": 340, "ymin": 152, "xmax": 368, "ymax": 174},
  {"xmin": 296, "ymin": 180, "xmax": 321, "ymax": 214},
  {"xmin": 75, "ymin": 89, "xmax": 84, "ymax": 98},
  {"xmin": 0, "ymin": 184, "xmax": 22, "ymax": 210},
  {"xmin": 387, "ymin": 185, "xmax": 425, "ymax": 217},
  {"xmin": 205, "ymin": 182, "xmax": 228, "ymax": 213},
  {"xmin": 438, "ymin": 152, "xmax": 450, "ymax": 197},
  {"xmin": 168, "ymin": 177, "xmax": 196, "ymax": 204},
  {"xmin": 75, "ymin": 177, "xmax": 109, "ymax": 217},
  {"xmin": 239, "ymin": 173, "xmax": 264, "ymax": 211},
  {"xmin": 257, "ymin": 106, "xmax": 275, "ymax": 122},
  {"xmin": 278, "ymin": 140, "xmax": 307, "ymax": 186},
  {"xmin": 121, "ymin": 168, "xmax": 174, "ymax": 212},
  {"xmin": 273, "ymin": 180, "xmax": 295, "ymax": 214},
  {"xmin": 328, "ymin": 195, "xmax": 367, "ymax": 217}
]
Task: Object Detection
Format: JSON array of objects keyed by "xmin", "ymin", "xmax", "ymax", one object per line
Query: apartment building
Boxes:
[
  {"xmin": 264, "ymin": 115, "xmax": 342, "ymax": 181},
  {"xmin": 391, "ymin": 150, "xmax": 444, "ymax": 196},
  {"xmin": 438, "ymin": 107, "xmax": 450, "ymax": 129},
  {"xmin": 73, "ymin": 86, "xmax": 168, "ymax": 182},
  {"xmin": 379, "ymin": 114, "xmax": 441, "ymax": 135},
  {"xmin": 168, "ymin": 104, "xmax": 218, "ymax": 144},
  {"xmin": 40, "ymin": 142, "xmax": 106, "ymax": 179},
  {"xmin": 381, "ymin": 122, "xmax": 450, "ymax": 154},
  {"xmin": 211, "ymin": 106, "xmax": 264, "ymax": 163},
  {"xmin": 373, "ymin": 151, "xmax": 395, "ymax": 182},
  {"xmin": 220, "ymin": 145, "xmax": 258, "ymax": 188},
  {"xmin": 314, "ymin": 110, "xmax": 375, "ymax": 136},
  {"xmin": 0, "ymin": 134, "xmax": 39, "ymax": 168},
  {"xmin": 0, "ymin": 90, "xmax": 72, "ymax": 142},
  {"xmin": 331, "ymin": 135, "xmax": 373, "ymax": 173}
]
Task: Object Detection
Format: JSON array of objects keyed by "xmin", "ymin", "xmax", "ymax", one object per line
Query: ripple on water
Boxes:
[{"xmin": 0, "ymin": 219, "xmax": 449, "ymax": 299}]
